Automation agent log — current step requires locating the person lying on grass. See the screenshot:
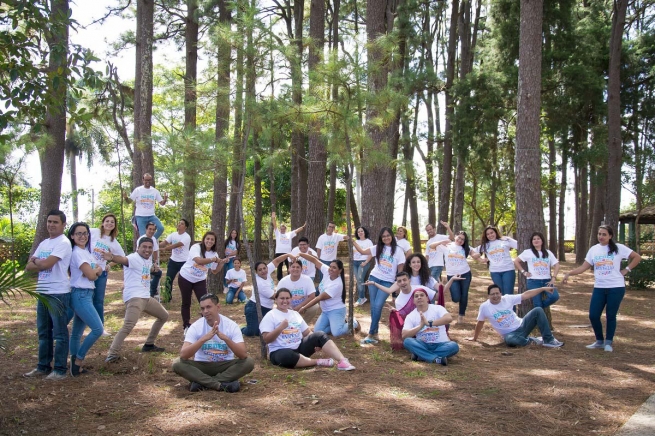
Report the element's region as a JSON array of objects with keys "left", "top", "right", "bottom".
[
  {"left": 260, "top": 288, "right": 355, "bottom": 371},
  {"left": 466, "top": 284, "right": 564, "bottom": 348}
]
